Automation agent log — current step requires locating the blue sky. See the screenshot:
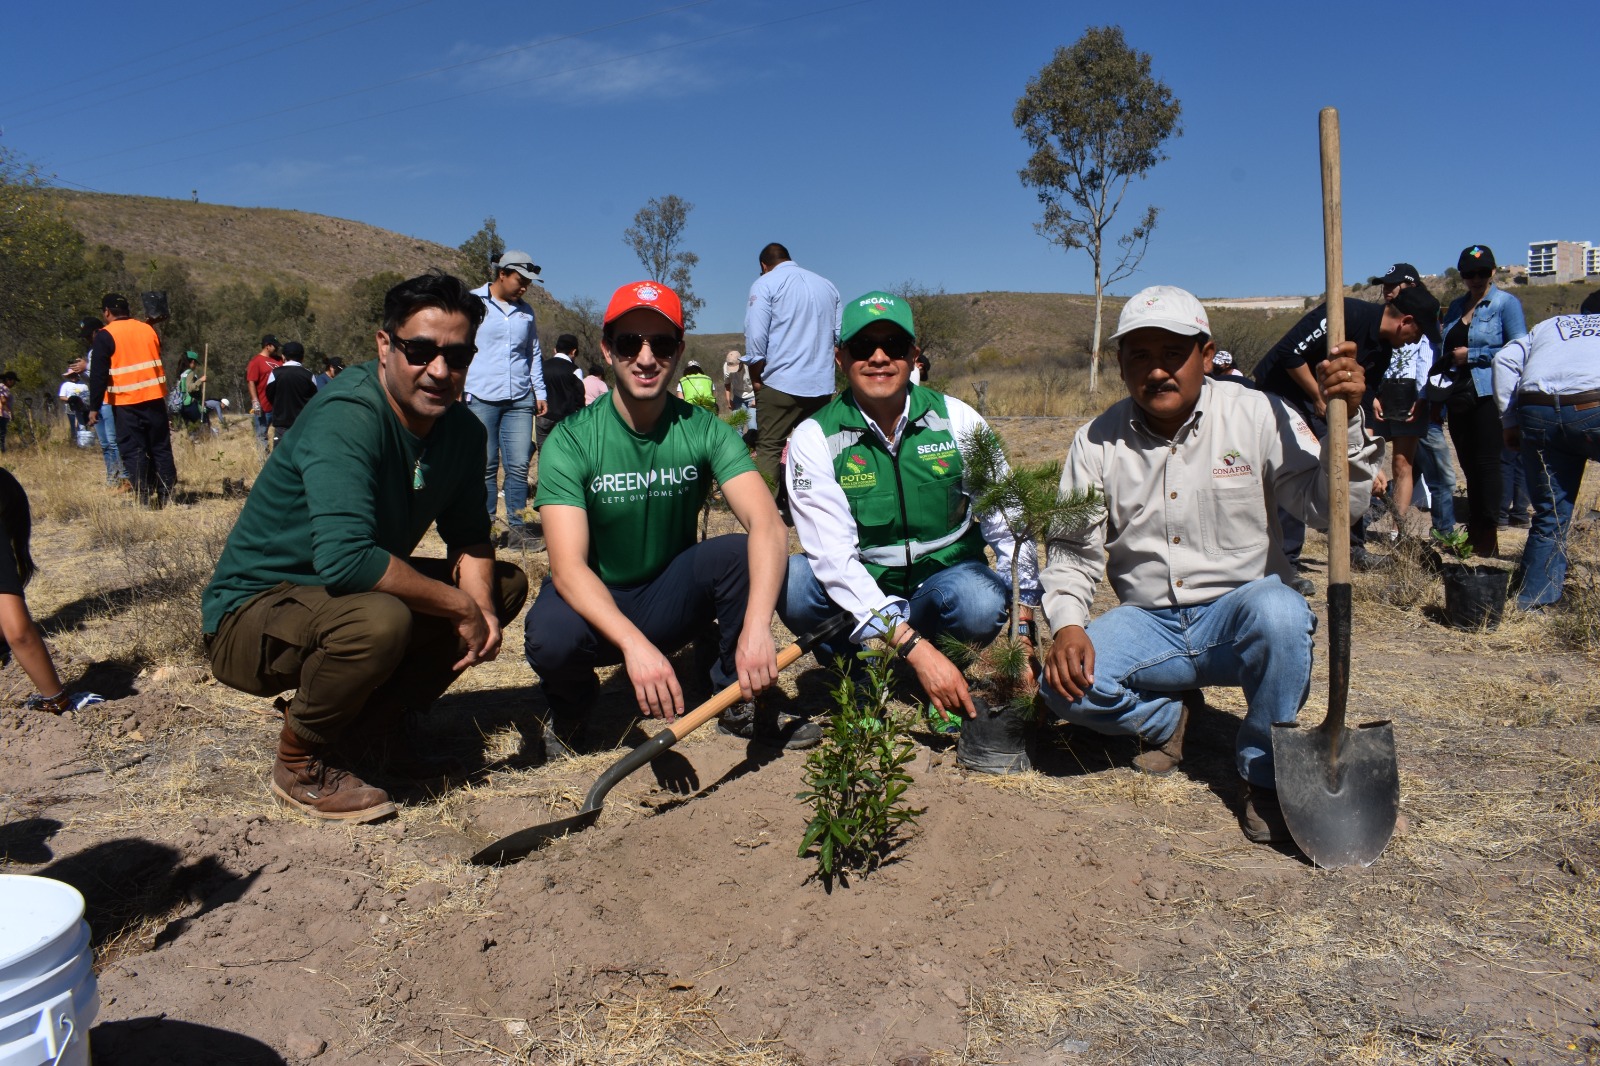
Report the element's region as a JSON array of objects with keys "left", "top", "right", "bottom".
[{"left": 3, "top": 0, "right": 1596, "bottom": 333}]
